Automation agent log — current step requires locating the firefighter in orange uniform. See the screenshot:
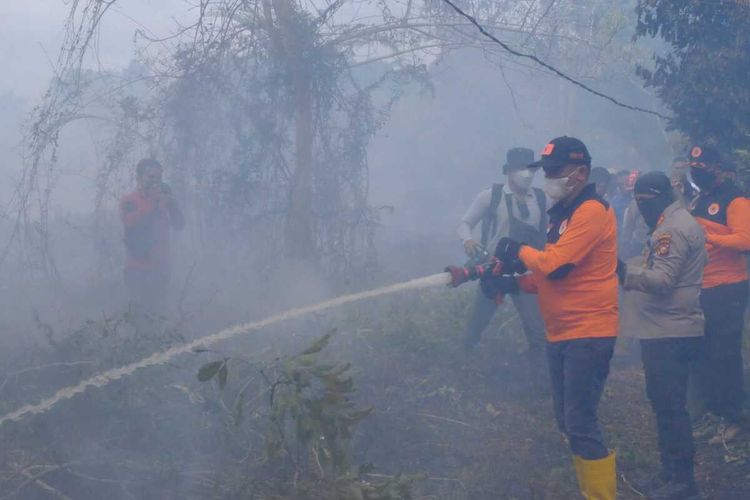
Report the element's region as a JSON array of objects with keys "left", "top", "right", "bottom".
[
  {"left": 689, "top": 145, "right": 750, "bottom": 444},
  {"left": 482, "top": 136, "right": 618, "bottom": 499}
]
